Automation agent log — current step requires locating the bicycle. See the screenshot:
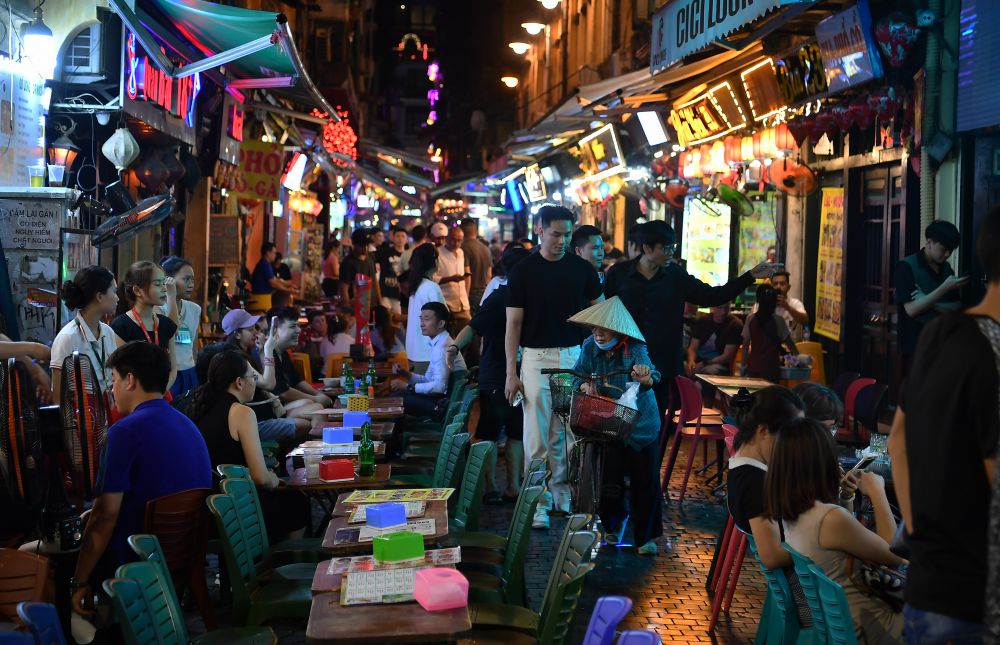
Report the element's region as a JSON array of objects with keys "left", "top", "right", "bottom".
[{"left": 542, "top": 367, "right": 639, "bottom": 518}]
